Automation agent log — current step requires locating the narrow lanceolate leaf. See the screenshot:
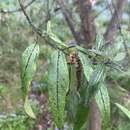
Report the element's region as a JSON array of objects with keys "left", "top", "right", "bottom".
[
  {"left": 89, "top": 64, "right": 105, "bottom": 86},
  {"left": 113, "top": 52, "right": 126, "bottom": 61},
  {"left": 74, "top": 56, "right": 105, "bottom": 130},
  {"left": 78, "top": 51, "right": 93, "bottom": 81},
  {"left": 74, "top": 104, "right": 89, "bottom": 130},
  {"left": 73, "top": 76, "right": 90, "bottom": 130},
  {"left": 47, "top": 21, "right": 51, "bottom": 34},
  {"left": 74, "top": 52, "right": 96, "bottom": 130},
  {"left": 115, "top": 103, "right": 130, "bottom": 119},
  {"left": 86, "top": 64, "right": 105, "bottom": 104},
  {"left": 66, "top": 90, "right": 80, "bottom": 124},
  {"left": 95, "top": 34, "right": 104, "bottom": 50},
  {"left": 48, "top": 51, "right": 69, "bottom": 129},
  {"left": 66, "top": 64, "right": 78, "bottom": 123},
  {"left": 96, "top": 83, "right": 110, "bottom": 129},
  {"left": 73, "top": 65, "right": 105, "bottom": 130},
  {"left": 21, "top": 44, "right": 39, "bottom": 119},
  {"left": 47, "top": 21, "right": 67, "bottom": 49}
]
